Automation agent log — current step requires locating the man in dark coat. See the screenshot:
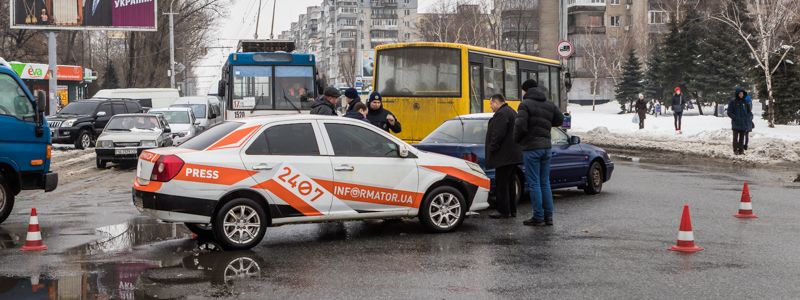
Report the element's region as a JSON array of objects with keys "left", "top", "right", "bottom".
[
  {"left": 366, "top": 92, "right": 401, "bottom": 133},
  {"left": 514, "top": 79, "right": 564, "bottom": 227},
  {"left": 486, "top": 94, "right": 523, "bottom": 219},
  {"left": 343, "top": 102, "right": 369, "bottom": 123},
  {"left": 83, "top": 0, "right": 112, "bottom": 26},
  {"left": 727, "top": 88, "right": 753, "bottom": 155},
  {"left": 343, "top": 87, "right": 363, "bottom": 113},
  {"left": 310, "top": 86, "right": 340, "bottom": 116},
  {"left": 635, "top": 93, "right": 647, "bottom": 130},
  {"left": 671, "top": 87, "right": 687, "bottom": 134}
]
